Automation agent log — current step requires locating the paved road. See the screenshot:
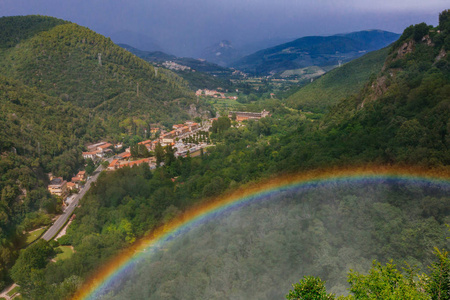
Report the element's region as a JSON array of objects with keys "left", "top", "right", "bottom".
[{"left": 41, "top": 160, "right": 111, "bottom": 241}]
